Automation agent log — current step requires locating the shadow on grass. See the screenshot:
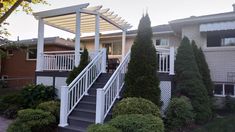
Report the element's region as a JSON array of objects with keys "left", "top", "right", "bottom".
[{"left": 193, "top": 114, "right": 235, "bottom": 132}]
